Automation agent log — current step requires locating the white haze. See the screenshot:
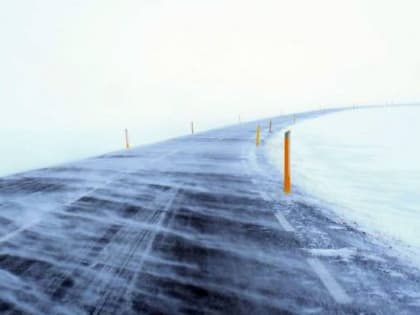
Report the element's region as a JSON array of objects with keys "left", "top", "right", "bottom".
[{"left": 2, "top": 0, "right": 420, "bottom": 175}]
